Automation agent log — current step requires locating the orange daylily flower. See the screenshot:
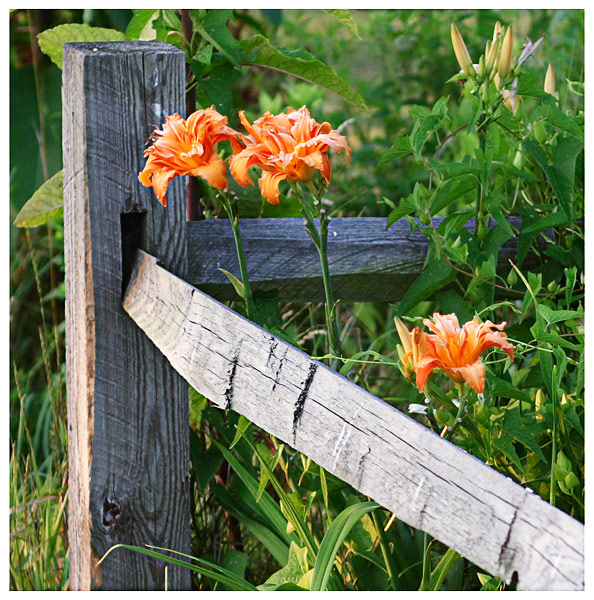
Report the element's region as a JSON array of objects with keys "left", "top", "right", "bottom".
[
  {"left": 394, "top": 317, "right": 432, "bottom": 381},
  {"left": 414, "top": 313, "right": 515, "bottom": 394},
  {"left": 229, "top": 106, "right": 351, "bottom": 205},
  {"left": 138, "top": 108, "right": 242, "bottom": 206}
]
